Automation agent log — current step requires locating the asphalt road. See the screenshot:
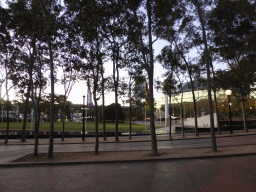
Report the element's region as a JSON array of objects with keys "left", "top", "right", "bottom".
[{"left": 0, "top": 155, "right": 255, "bottom": 191}]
